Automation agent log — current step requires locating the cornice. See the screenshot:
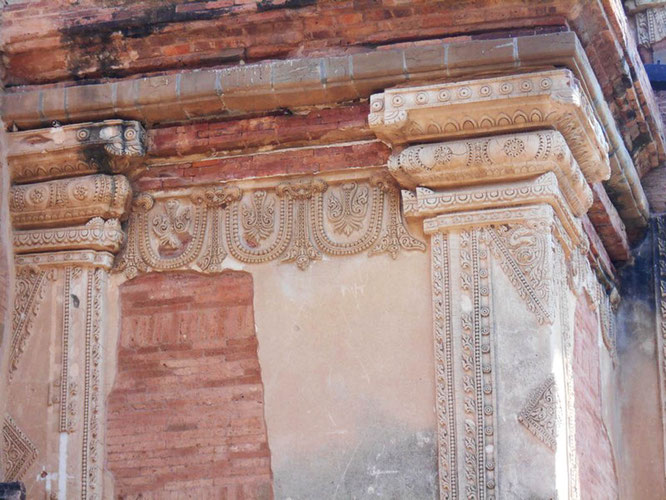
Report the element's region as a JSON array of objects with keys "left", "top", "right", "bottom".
[
  {"left": 10, "top": 174, "right": 132, "bottom": 229},
  {"left": 13, "top": 218, "right": 124, "bottom": 255},
  {"left": 369, "top": 69, "right": 609, "bottom": 185},
  {"left": 6, "top": 120, "right": 146, "bottom": 184},
  {"left": 388, "top": 130, "right": 592, "bottom": 217}
]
